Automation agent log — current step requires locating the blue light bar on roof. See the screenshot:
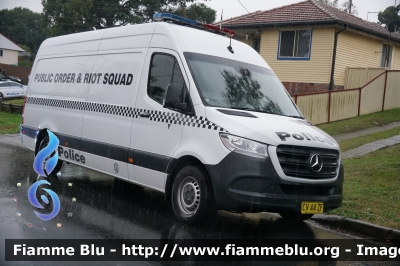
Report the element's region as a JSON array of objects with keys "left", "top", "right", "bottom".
[
  {"left": 153, "top": 13, "right": 199, "bottom": 27},
  {"left": 153, "top": 13, "right": 235, "bottom": 37}
]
